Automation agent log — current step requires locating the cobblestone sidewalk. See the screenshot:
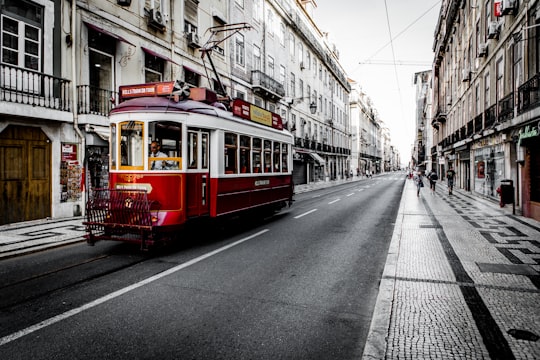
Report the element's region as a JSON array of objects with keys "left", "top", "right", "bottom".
[{"left": 363, "top": 179, "right": 540, "bottom": 359}]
